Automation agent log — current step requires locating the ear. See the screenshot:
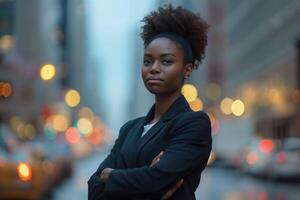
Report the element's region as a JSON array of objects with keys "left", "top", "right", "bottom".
[{"left": 183, "top": 63, "right": 193, "bottom": 78}]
